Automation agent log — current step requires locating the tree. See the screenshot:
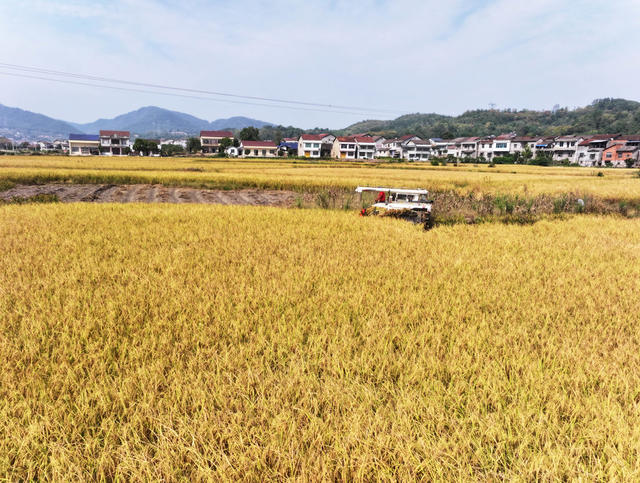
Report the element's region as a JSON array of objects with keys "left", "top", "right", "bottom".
[
  {"left": 239, "top": 126, "right": 260, "bottom": 141},
  {"left": 187, "top": 137, "right": 201, "bottom": 154},
  {"left": 219, "top": 137, "right": 233, "bottom": 153},
  {"left": 161, "top": 144, "right": 185, "bottom": 157},
  {"left": 133, "top": 139, "right": 159, "bottom": 156},
  {"left": 133, "top": 138, "right": 148, "bottom": 155},
  {"left": 522, "top": 144, "right": 533, "bottom": 163}
]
